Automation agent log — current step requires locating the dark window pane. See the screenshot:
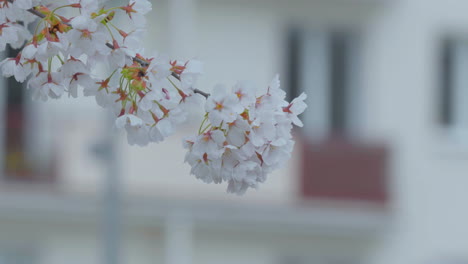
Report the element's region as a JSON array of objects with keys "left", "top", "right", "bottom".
[
  {"left": 4, "top": 46, "right": 26, "bottom": 180},
  {"left": 286, "top": 27, "right": 302, "bottom": 102},
  {"left": 329, "top": 32, "right": 349, "bottom": 134},
  {"left": 440, "top": 38, "right": 454, "bottom": 126},
  {"left": 3, "top": 47, "right": 55, "bottom": 183}
]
